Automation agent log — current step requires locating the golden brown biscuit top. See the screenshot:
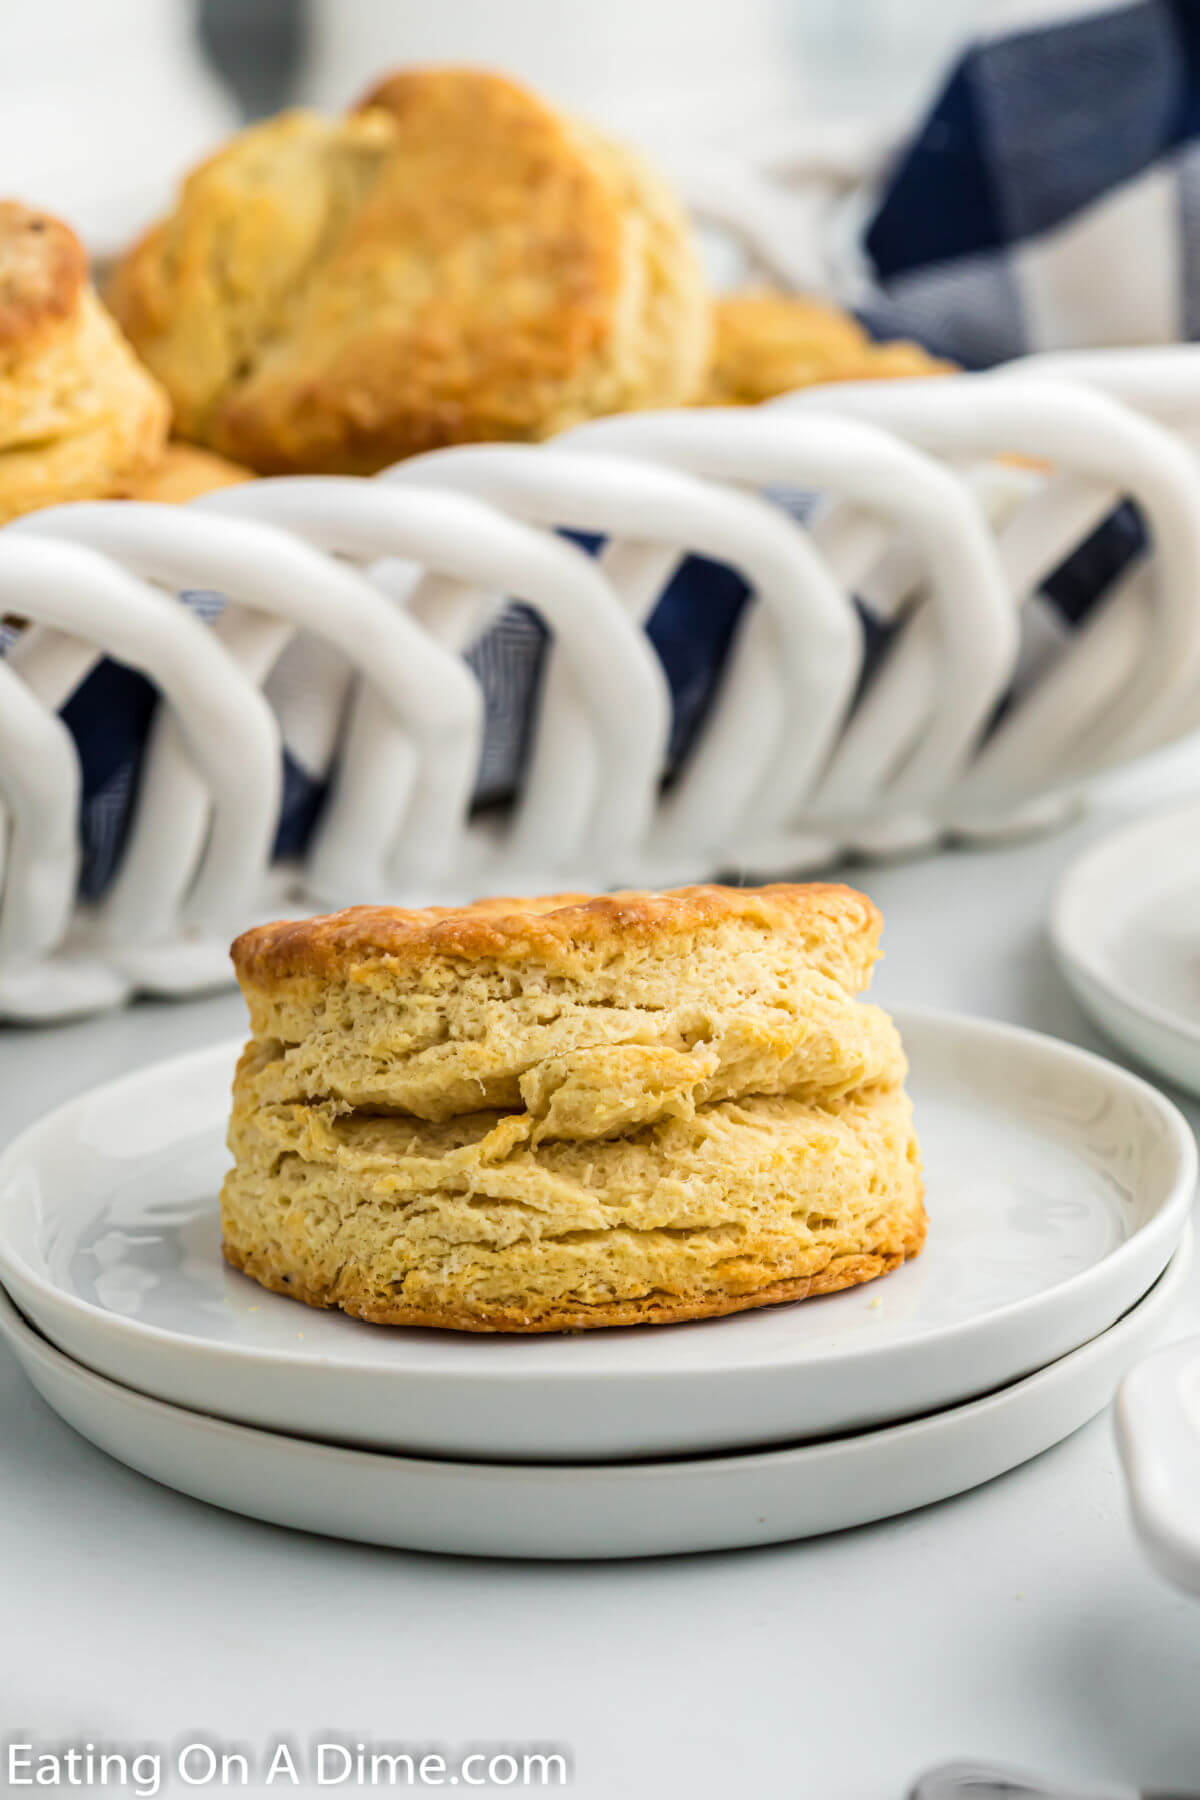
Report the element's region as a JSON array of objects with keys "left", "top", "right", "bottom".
[
  {"left": 348, "top": 63, "right": 626, "bottom": 321},
  {"left": 0, "top": 201, "right": 87, "bottom": 352},
  {"left": 350, "top": 65, "right": 627, "bottom": 375},
  {"left": 107, "top": 68, "right": 705, "bottom": 472},
  {"left": 231, "top": 883, "right": 881, "bottom": 986}
]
